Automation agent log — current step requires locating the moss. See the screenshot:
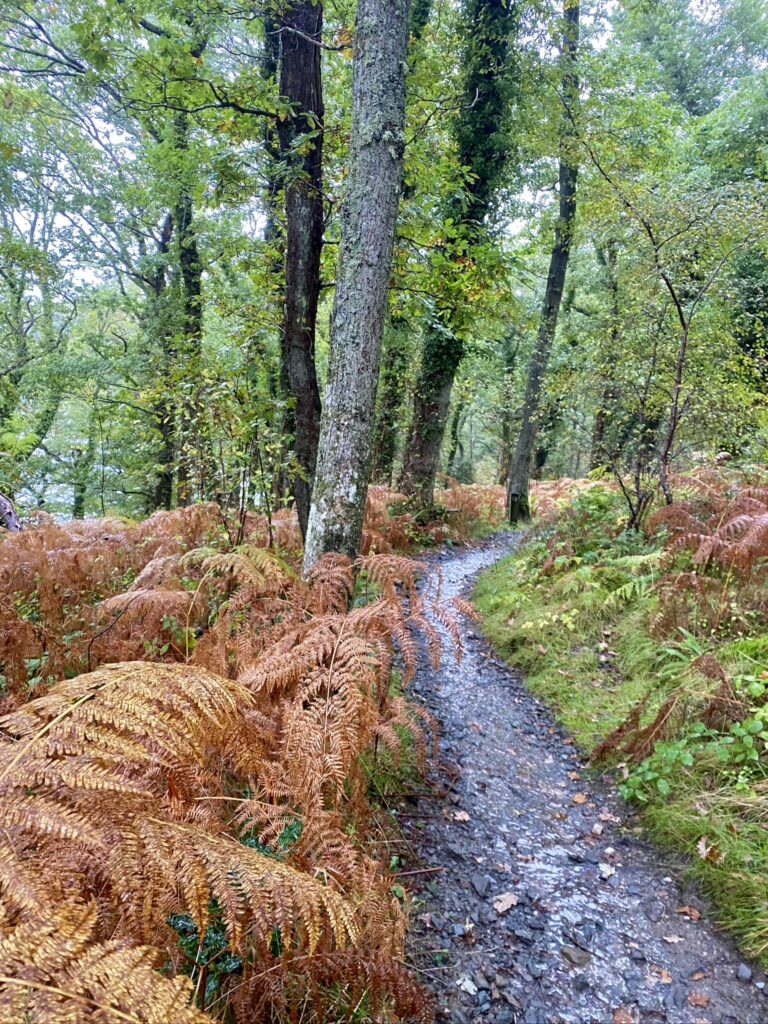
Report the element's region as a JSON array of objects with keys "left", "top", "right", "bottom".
[{"left": 473, "top": 546, "right": 670, "bottom": 749}]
